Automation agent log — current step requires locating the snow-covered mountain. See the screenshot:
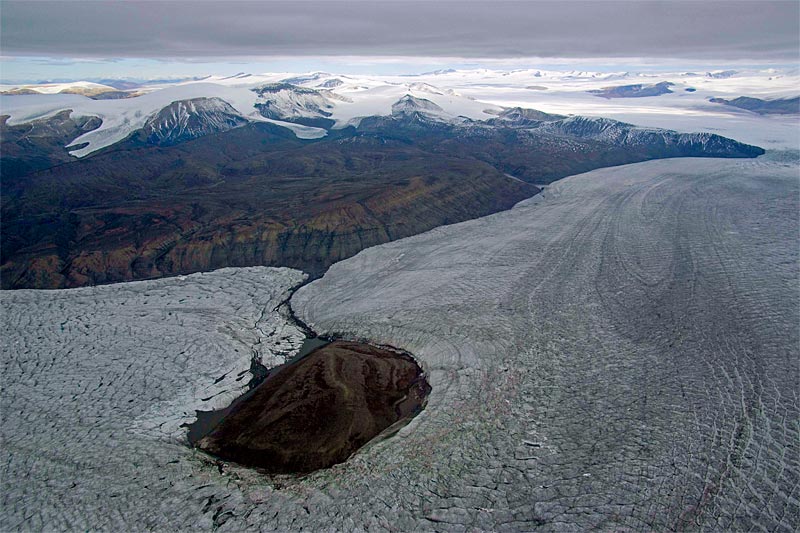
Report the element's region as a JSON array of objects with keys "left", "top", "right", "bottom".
[
  {"left": 0, "top": 68, "right": 771, "bottom": 295},
  {"left": 142, "top": 97, "right": 250, "bottom": 145},
  {"left": 391, "top": 94, "right": 445, "bottom": 117},
  {"left": 251, "top": 83, "right": 335, "bottom": 121},
  {"left": 1, "top": 66, "right": 797, "bottom": 157},
  {"left": 532, "top": 115, "right": 762, "bottom": 155}
]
